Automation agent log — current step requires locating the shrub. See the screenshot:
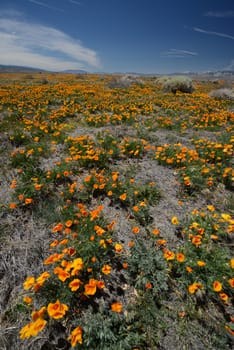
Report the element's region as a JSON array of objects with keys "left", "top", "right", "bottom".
[
  {"left": 209, "top": 88, "right": 234, "bottom": 101},
  {"left": 162, "top": 76, "right": 194, "bottom": 94},
  {"left": 108, "top": 75, "right": 144, "bottom": 88}
]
